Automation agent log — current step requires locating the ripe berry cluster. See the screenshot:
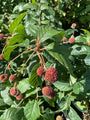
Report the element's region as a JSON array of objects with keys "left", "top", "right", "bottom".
[
  {"left": 0, "top": 74, "right": 17, "bottom": 83},
  {"left": 0, "top": 74, "right": 22, "bottom": 100},
  {"left": 10, "top": 87, "right": 22, "bottom": 100},
  {"left": 37, "top": 67, "right": 58, "bottom": 99}
]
